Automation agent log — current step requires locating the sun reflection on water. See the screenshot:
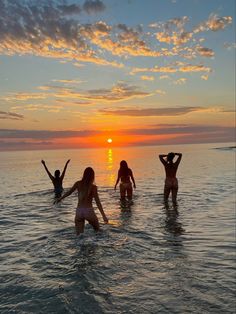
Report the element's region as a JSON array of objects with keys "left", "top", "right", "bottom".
[{"left": 107, "top": 148, "right": 115, "bottom": 186}]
